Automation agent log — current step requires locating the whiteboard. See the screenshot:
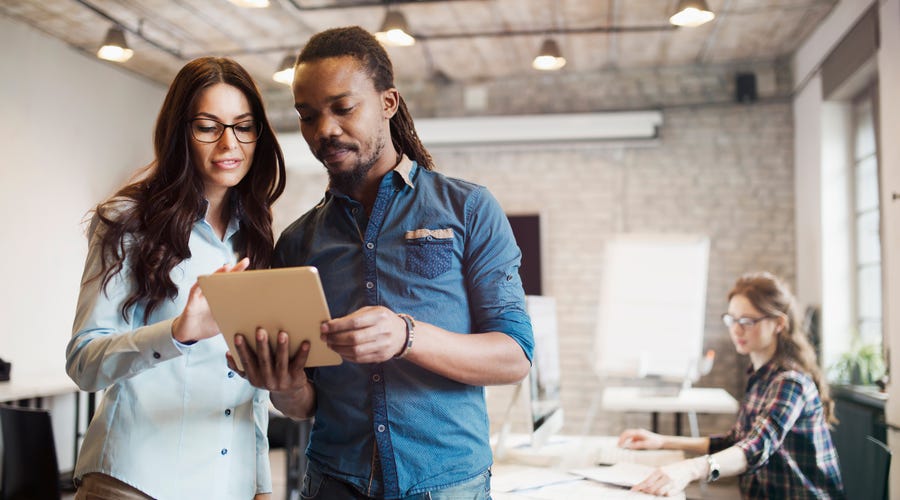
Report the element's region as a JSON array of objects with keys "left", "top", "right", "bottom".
[{"left": 593, "top": 234, "right": 710, "bottom": 381}]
